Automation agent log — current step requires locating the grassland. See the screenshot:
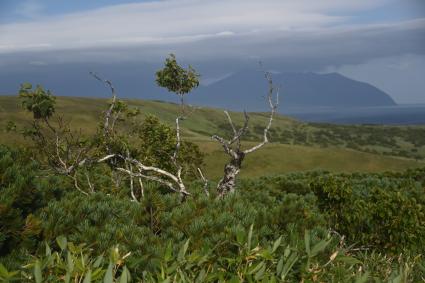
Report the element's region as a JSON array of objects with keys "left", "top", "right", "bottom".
[{"left": 1, "top": 95, "right": 424, "bottom": 179}]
